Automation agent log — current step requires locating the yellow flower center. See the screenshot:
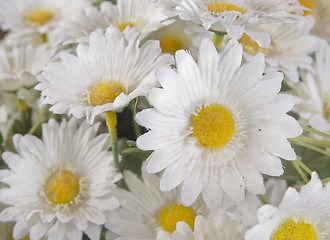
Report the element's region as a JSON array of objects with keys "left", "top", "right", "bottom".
[
  {"left": 207, "top": 2, "right": 245, "bottom": 15},
  {"left": 159, "top": 36, "right": 185, "bottom": 55},
  {"left": 117, "top": 22, "right": 135, "bottom": 32},
  {"left": 158, "top": 204, "right": 196, "bottom": 233},
  {"left": 271, "top": 219, "right": 317, "bottom": 240},
  {"left": 238, "top": 33, "right": 267, "bottom": 56},
  {"left": 25, "top": 10, "right": 54, "bottom": 26},
  {"left": 298, "top": 0, "right": 314, "bottom": 15},
  {"left": 45, "top": 170, "right": 80, "bottom": 205},
  {"left": 89, "top": 81, "right": 126, "bottom": 106},
  {"left": 192, "top": 104, "right": 235, "bottom": 148}
]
